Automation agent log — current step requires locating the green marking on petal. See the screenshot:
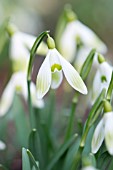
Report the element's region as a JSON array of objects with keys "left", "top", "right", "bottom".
[
  {"left": 101, "top": 75, "right": 107, "bottom": 82},
  {"left": 51, "top": 64, "right": 62, "bottom": 72},
  {"left": 15, "top": 85, "right": 22, "bottom": 92}
]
